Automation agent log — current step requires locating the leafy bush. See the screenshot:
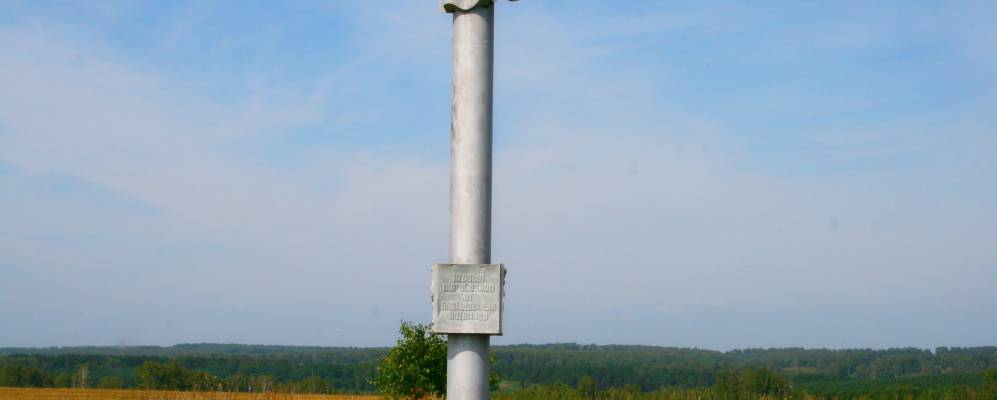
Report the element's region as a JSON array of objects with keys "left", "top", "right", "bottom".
[{"left": 371, "top": 322, "right": 447, "bottom": 399}]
